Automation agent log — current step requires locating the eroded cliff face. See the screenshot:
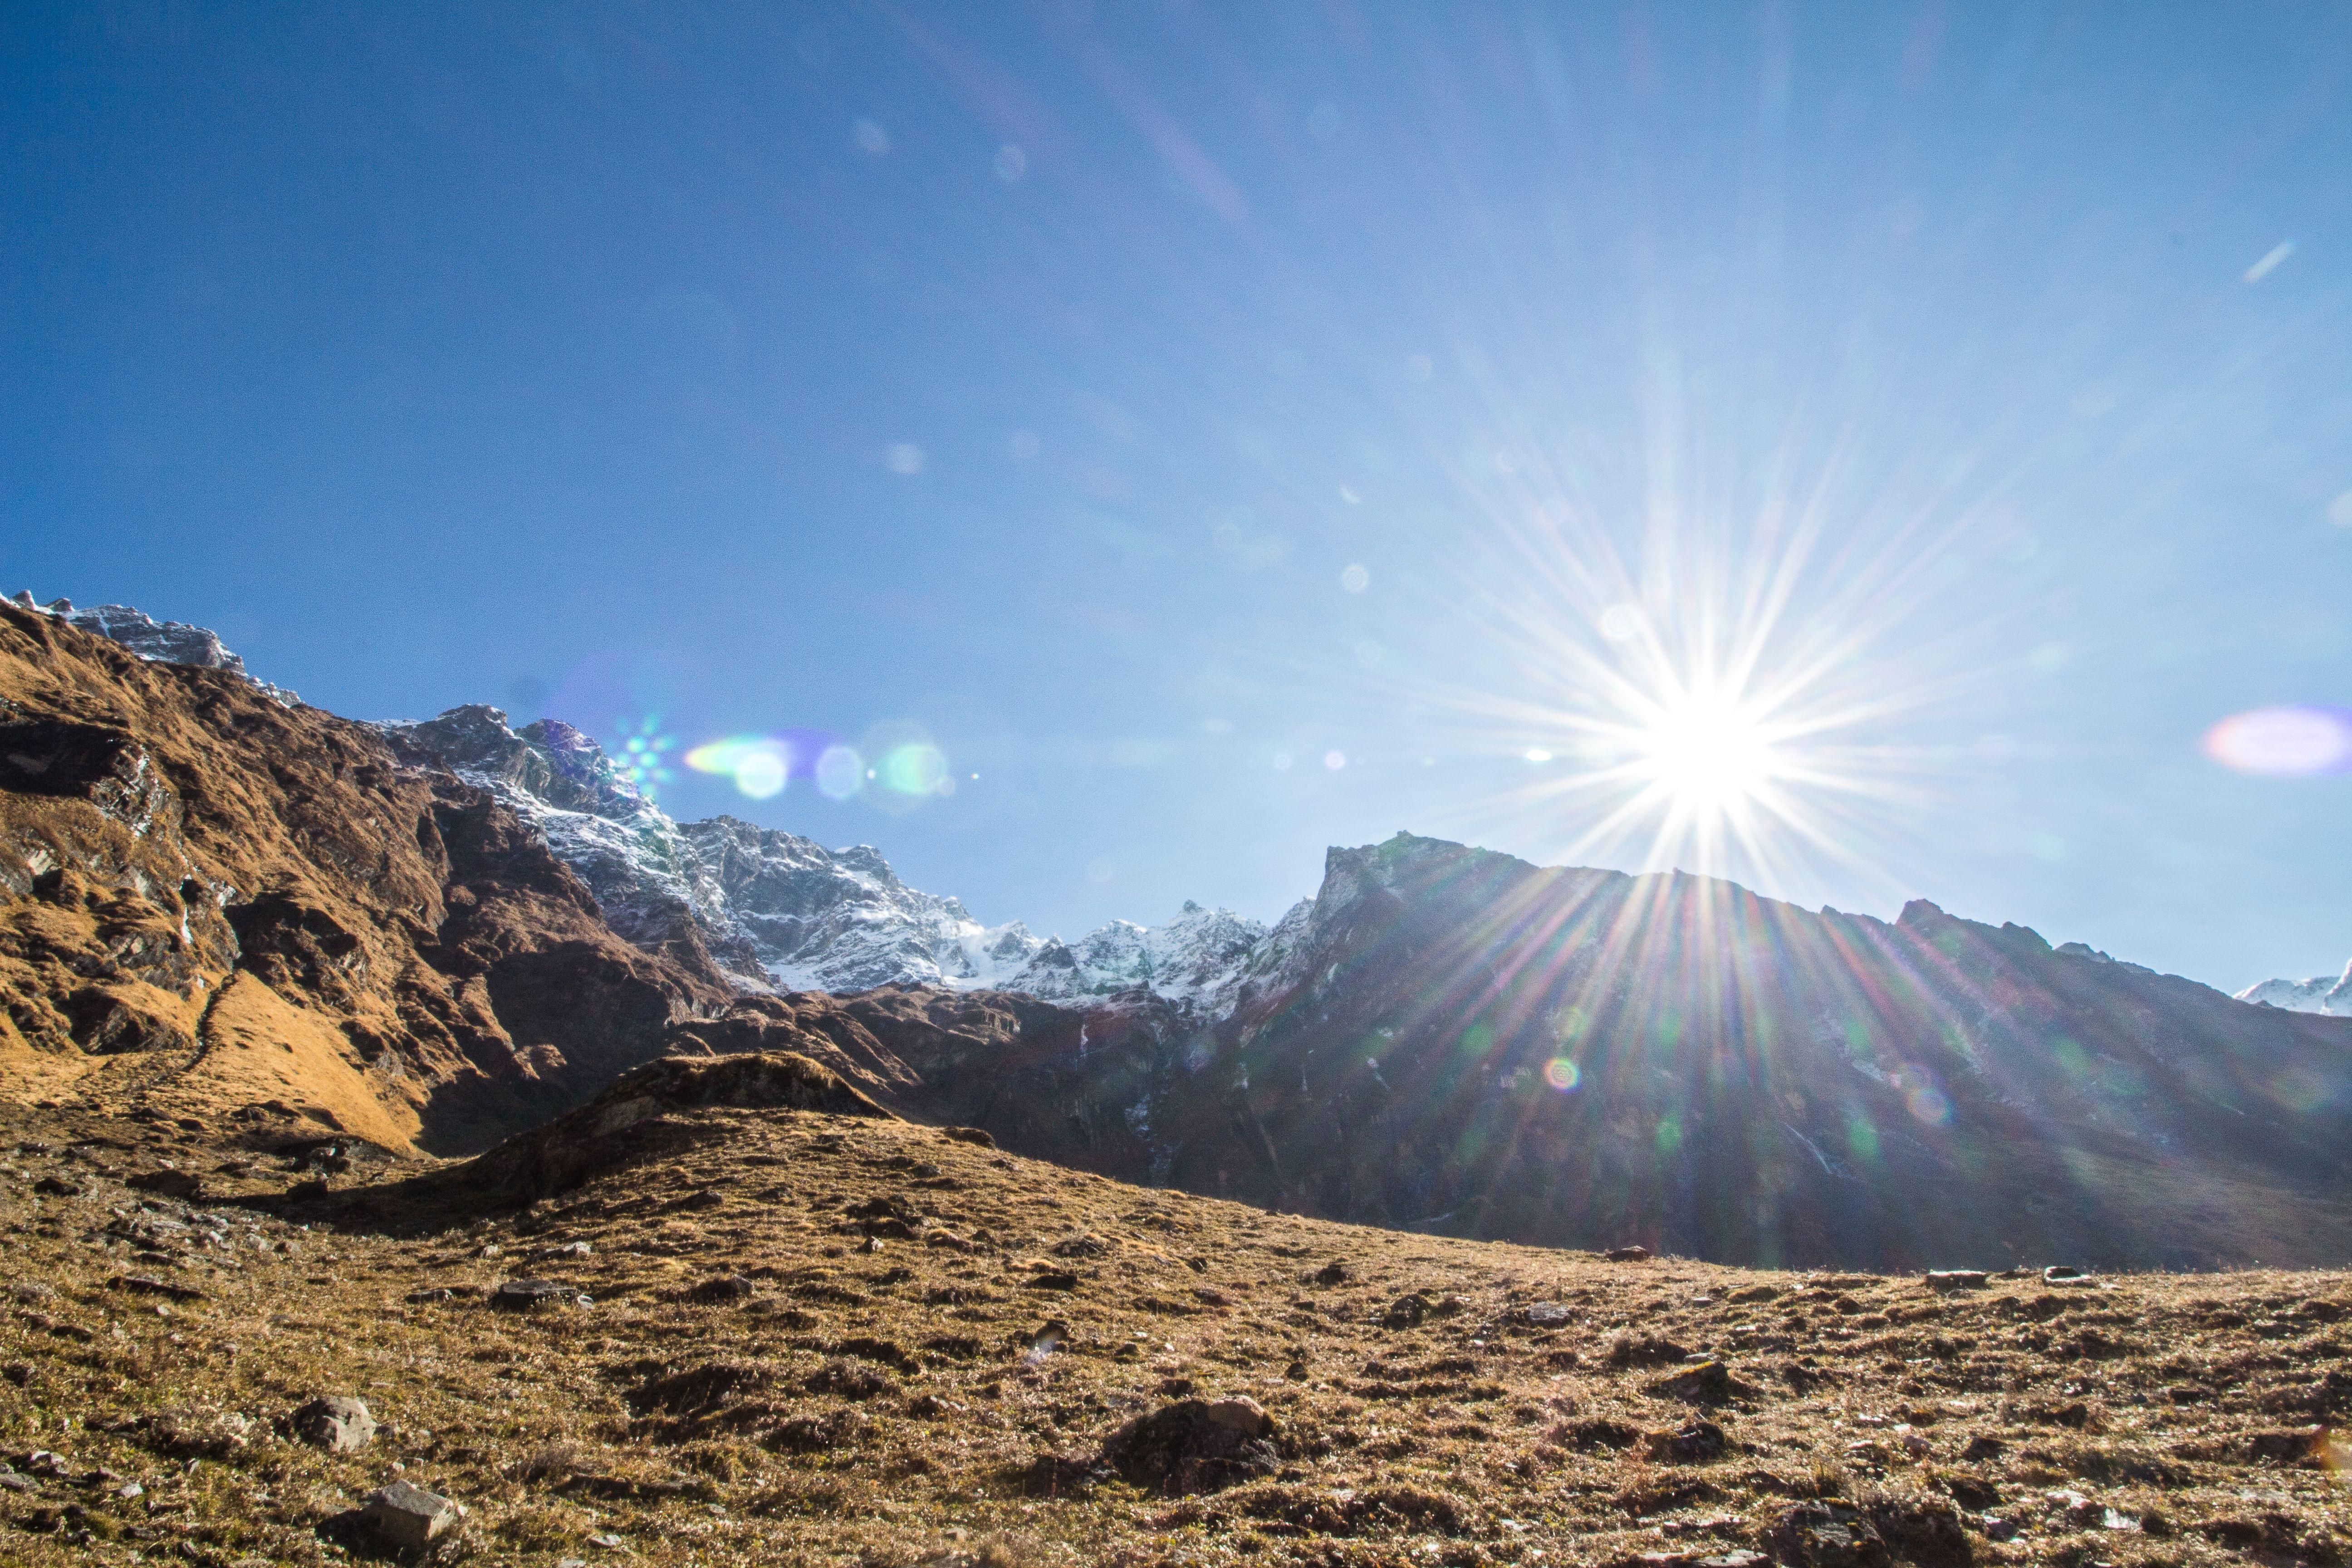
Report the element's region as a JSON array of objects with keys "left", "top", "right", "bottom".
[{"left": 0, "top": 605, "right": 735, "bottom": 1154}]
